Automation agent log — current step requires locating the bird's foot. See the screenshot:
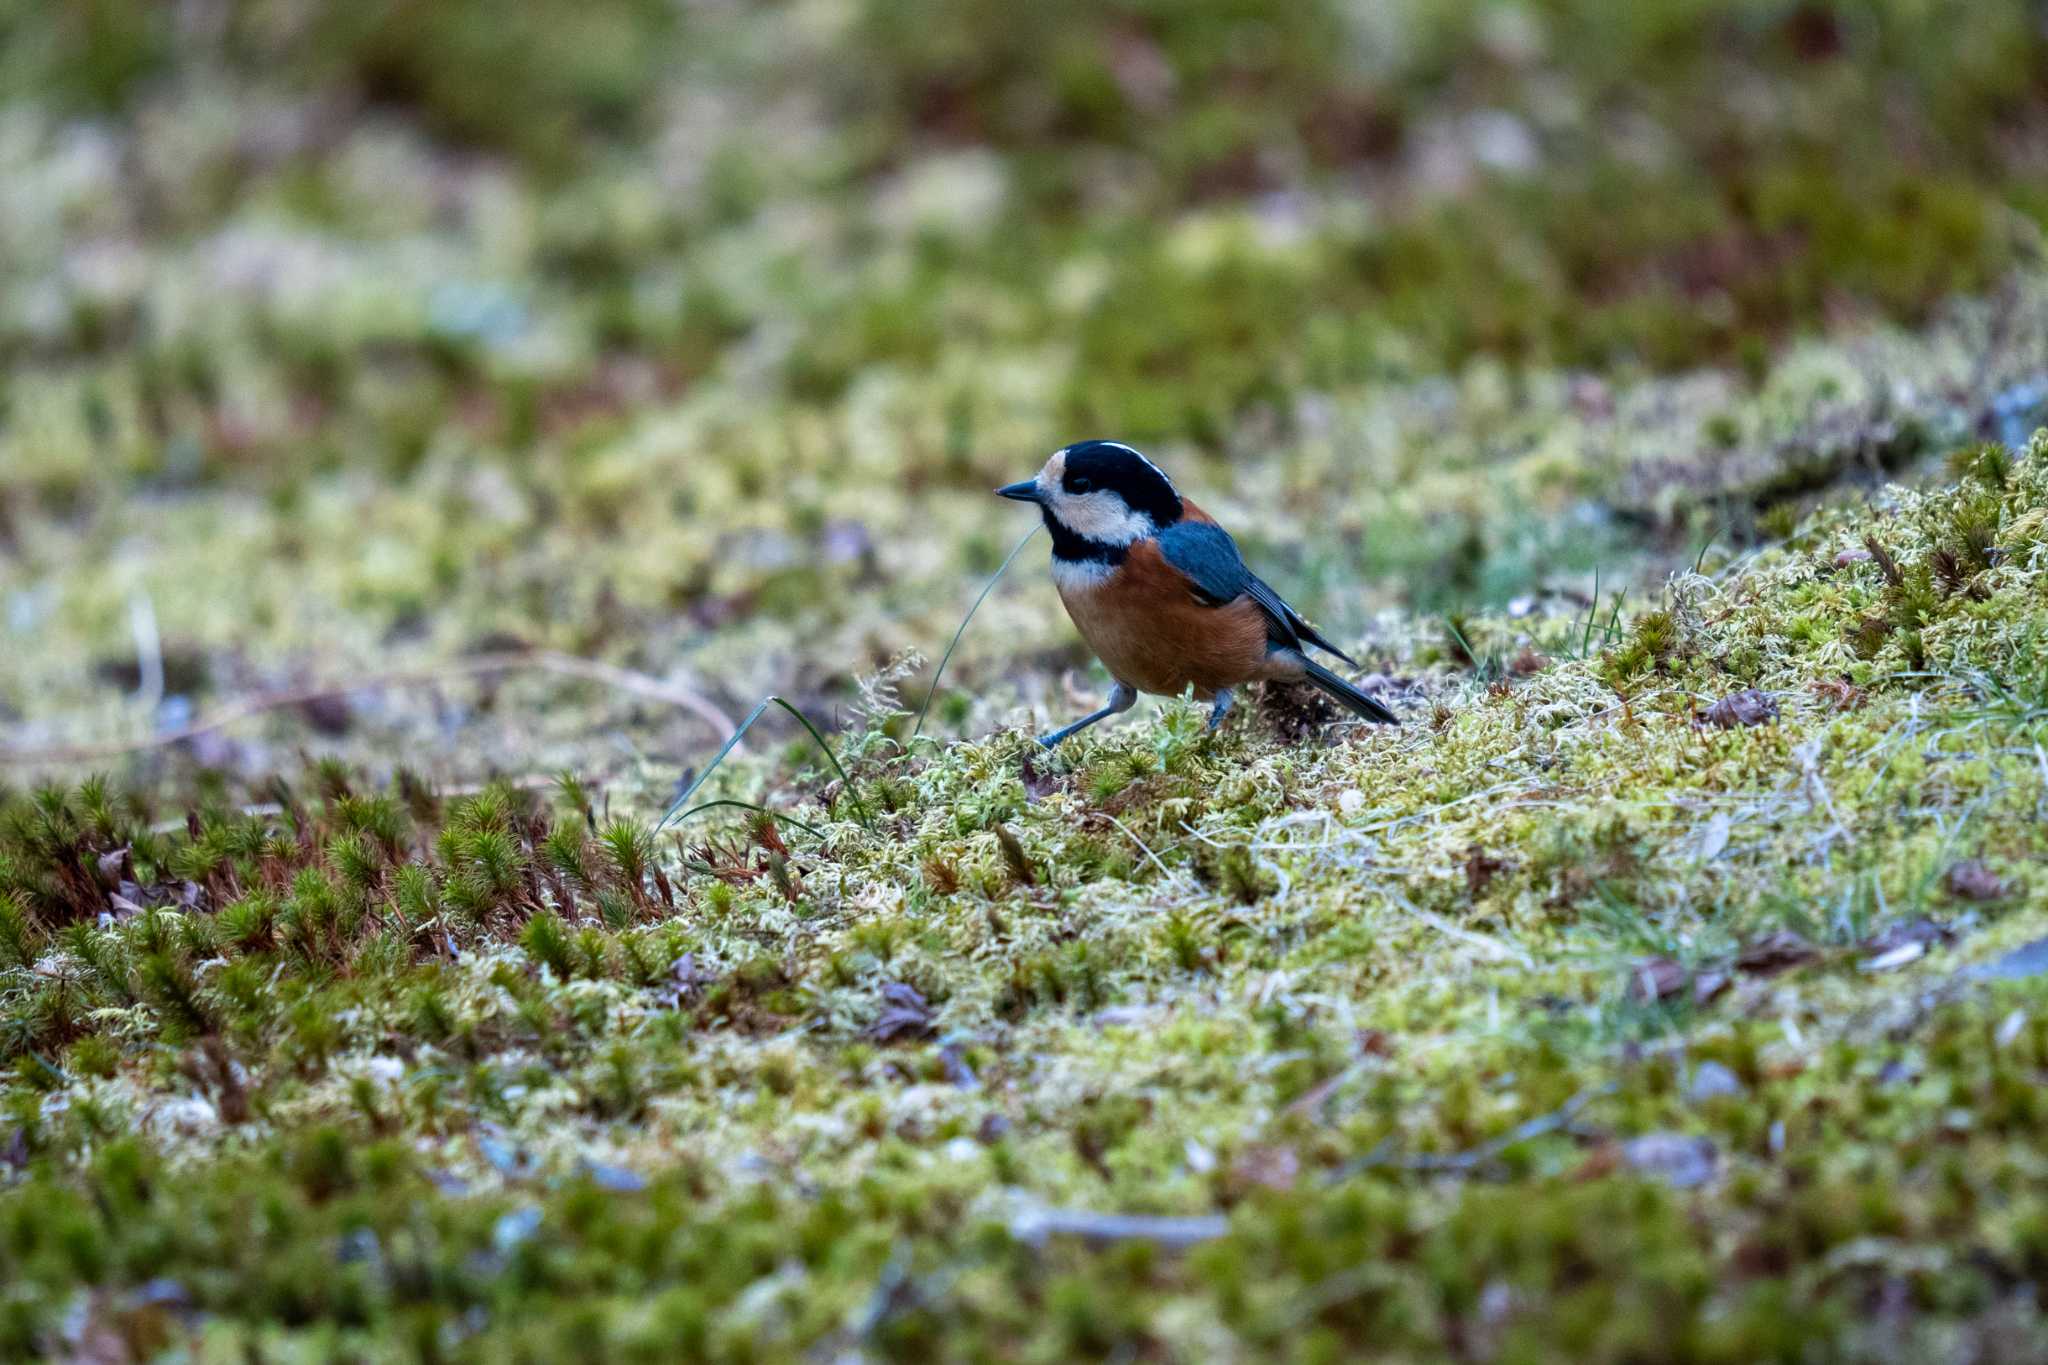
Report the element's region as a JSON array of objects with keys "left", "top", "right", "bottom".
[{"left": 1205, "top": 688, "right": 1235, "bottom": 732}]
